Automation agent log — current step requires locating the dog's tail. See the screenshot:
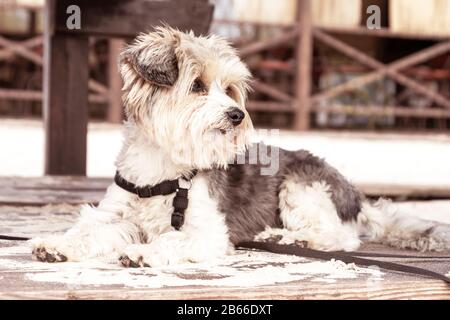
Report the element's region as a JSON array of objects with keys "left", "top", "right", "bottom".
[{"left": 356, "top": 199, "right": 450, "bottom": 251}]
